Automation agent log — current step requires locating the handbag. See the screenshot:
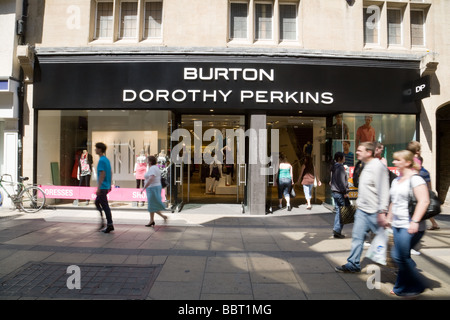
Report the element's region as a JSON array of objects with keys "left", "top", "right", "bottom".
[
  {"left": 160, "top": 176, "right": 168, "bottom": 188},
  {"left": 408, "top": 175, "right": 441, "bottom": 221},
  {"left": 290, "top": 185, "right": 296, "bottom": 198},
  {"left": 339, "top": 197, "right": 356, "bottom": 225}
]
